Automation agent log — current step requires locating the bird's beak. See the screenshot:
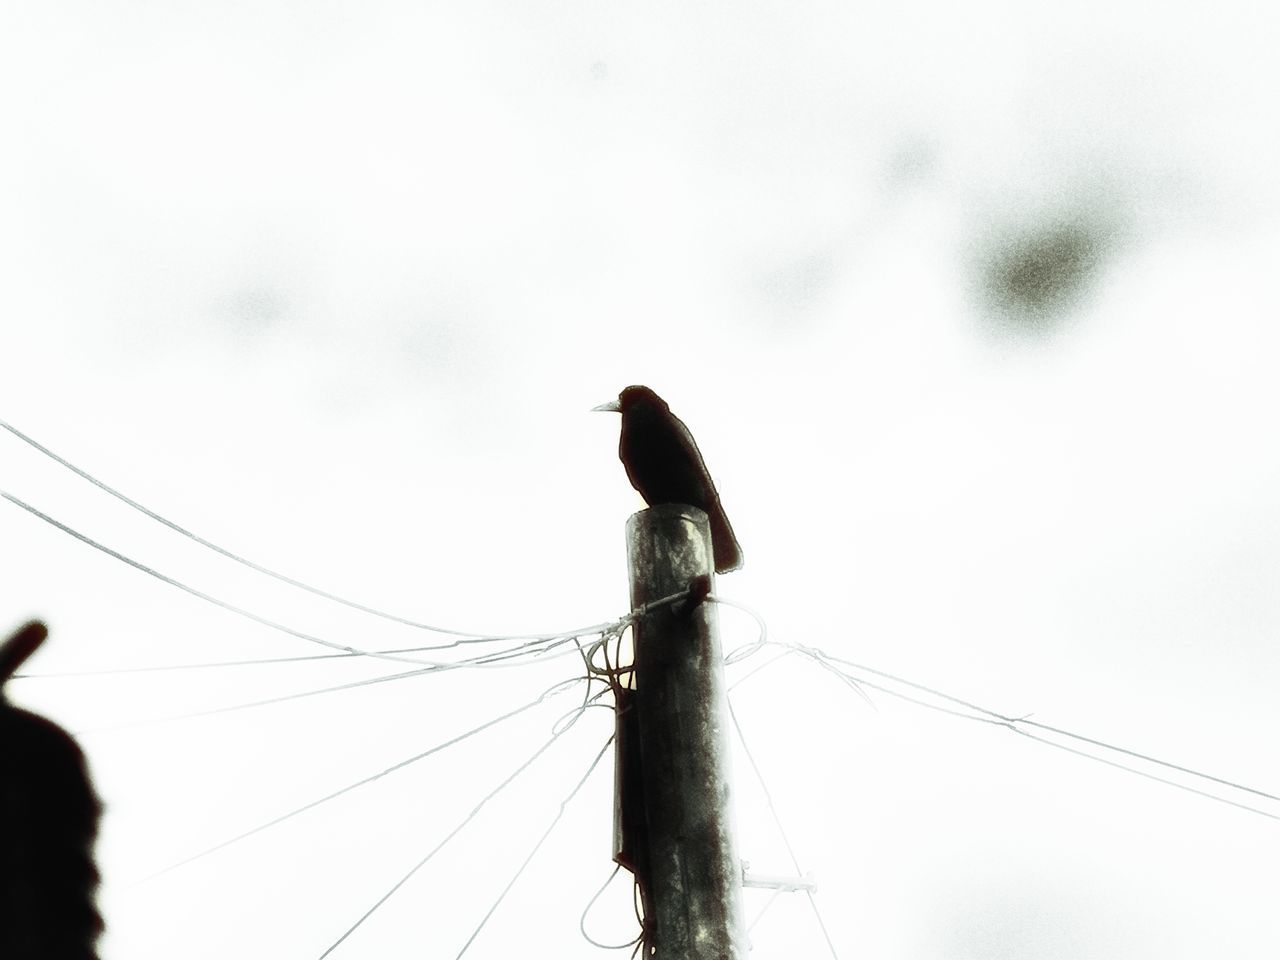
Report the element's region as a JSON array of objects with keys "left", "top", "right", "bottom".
[{"left": 591, "top": 400, "right": 621, "bottom": 413}]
